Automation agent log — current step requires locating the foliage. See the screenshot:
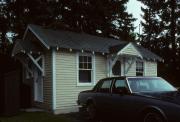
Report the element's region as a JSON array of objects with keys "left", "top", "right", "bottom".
[
  {"left": 0, "top": 0, "right": 54, "bottom": 54},
  {"left": 139, "top": 0, "right": 180, "bottom": 82},
  {"left": 0, "top": 0, "right": 136, "bottom": 55},
  {"left": 0, "top": 2, "right": 9, "bottom": 54},
  {"left": 46, "top": 0, "right": 136, "bottom": 41}
]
